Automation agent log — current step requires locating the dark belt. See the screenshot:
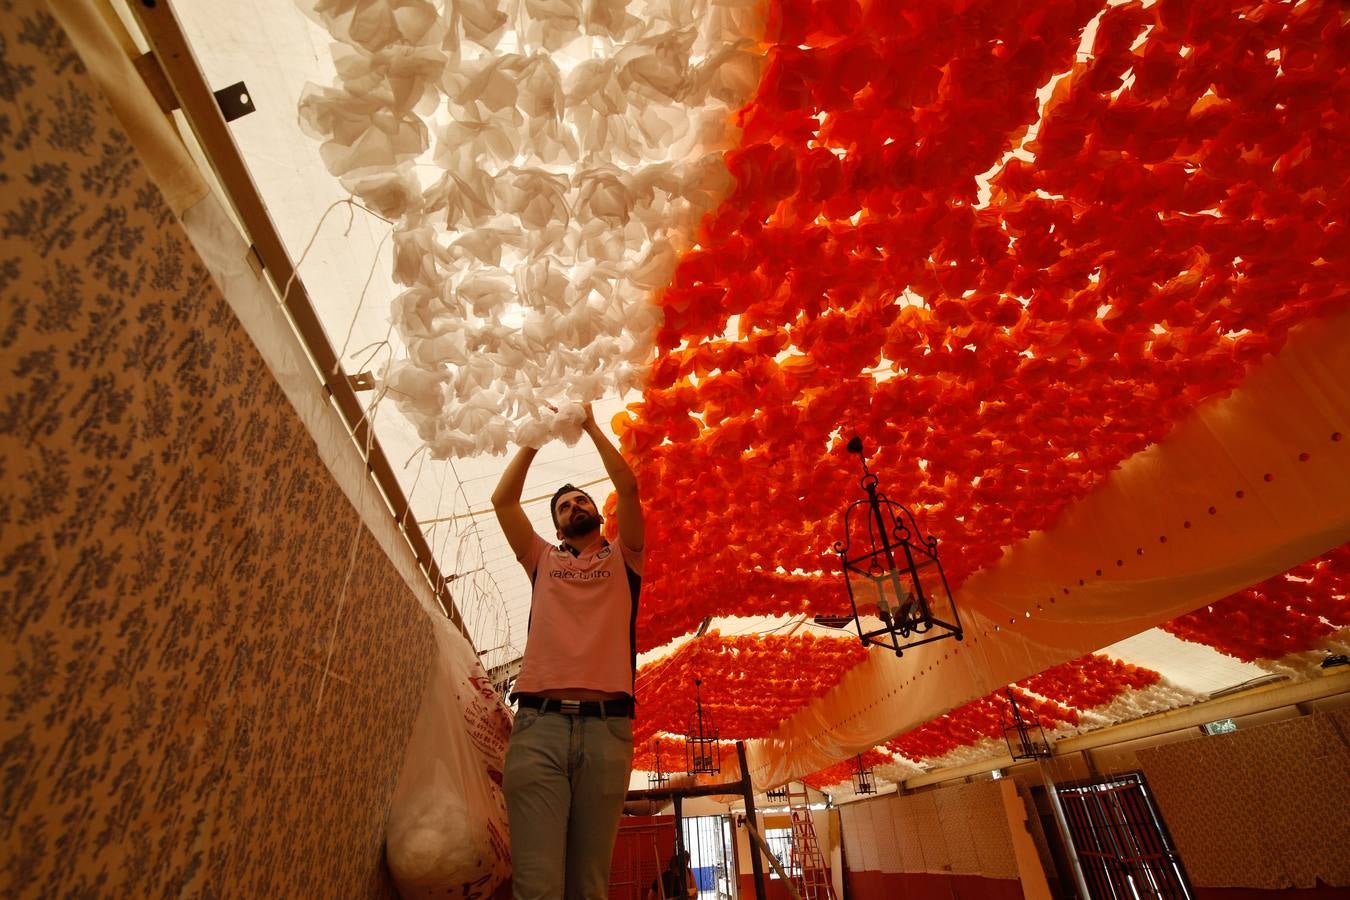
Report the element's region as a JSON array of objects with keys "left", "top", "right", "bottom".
[{"left": 515, "top": 694, "right": 634, "bottom": 719}]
